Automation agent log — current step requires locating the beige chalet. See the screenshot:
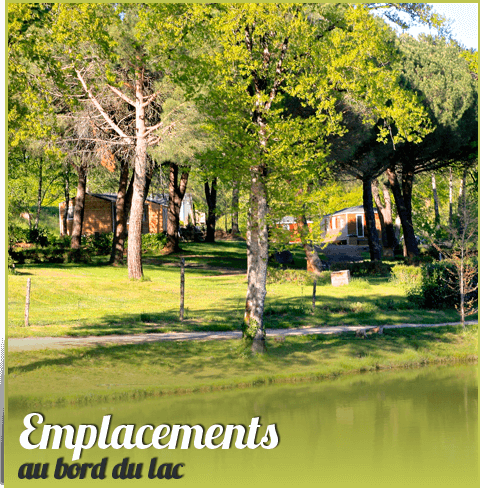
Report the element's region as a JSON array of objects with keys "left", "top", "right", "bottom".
[
  {"left": 59, "top": 193, "right": 167, "bottom": 236},
  {"left": 321, "top": 206, "right": 382, "bottom": 245}
]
